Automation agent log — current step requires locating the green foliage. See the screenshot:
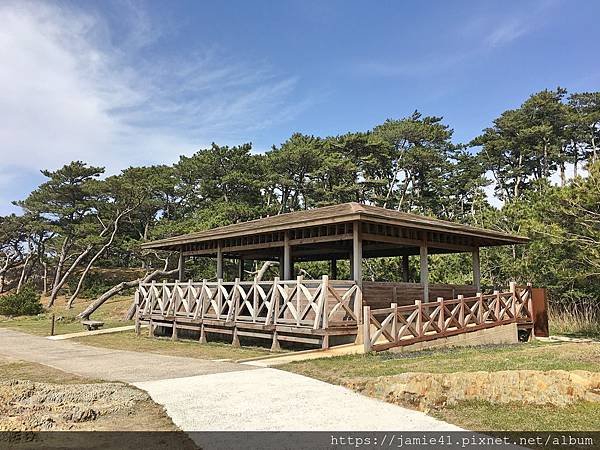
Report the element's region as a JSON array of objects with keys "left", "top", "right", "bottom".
[
  {"left": 1, "top": 87, "right": 599, "bottom": 324},
  {"left": 0, "top": 284, "right": 43, "bottom": 316}
]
